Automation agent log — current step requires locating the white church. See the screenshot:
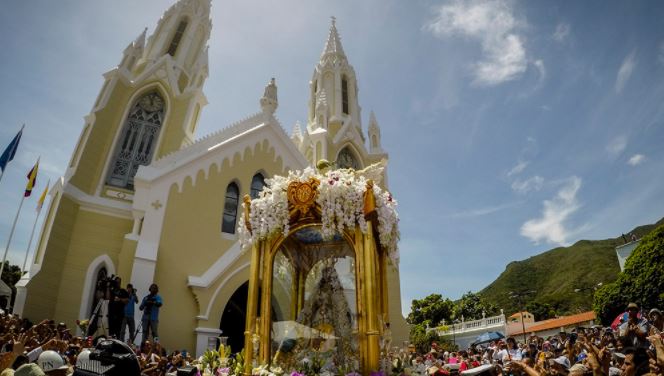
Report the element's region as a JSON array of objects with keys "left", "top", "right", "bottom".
[{"left": 15, "top": 0, "right": 409, "bottom": 355}]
